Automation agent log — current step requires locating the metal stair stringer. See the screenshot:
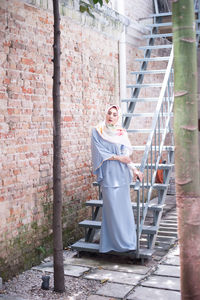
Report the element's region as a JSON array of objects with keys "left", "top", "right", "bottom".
[{"left": 123, "top": 26, "right": 161, "bottom": 129}]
